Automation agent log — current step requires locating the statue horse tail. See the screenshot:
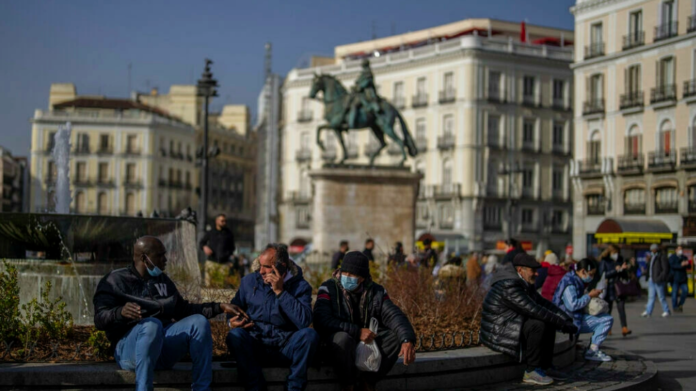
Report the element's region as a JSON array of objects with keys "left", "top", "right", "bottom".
[{"left": 395, "top": 111, "right": 418, "bottom": 158}]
